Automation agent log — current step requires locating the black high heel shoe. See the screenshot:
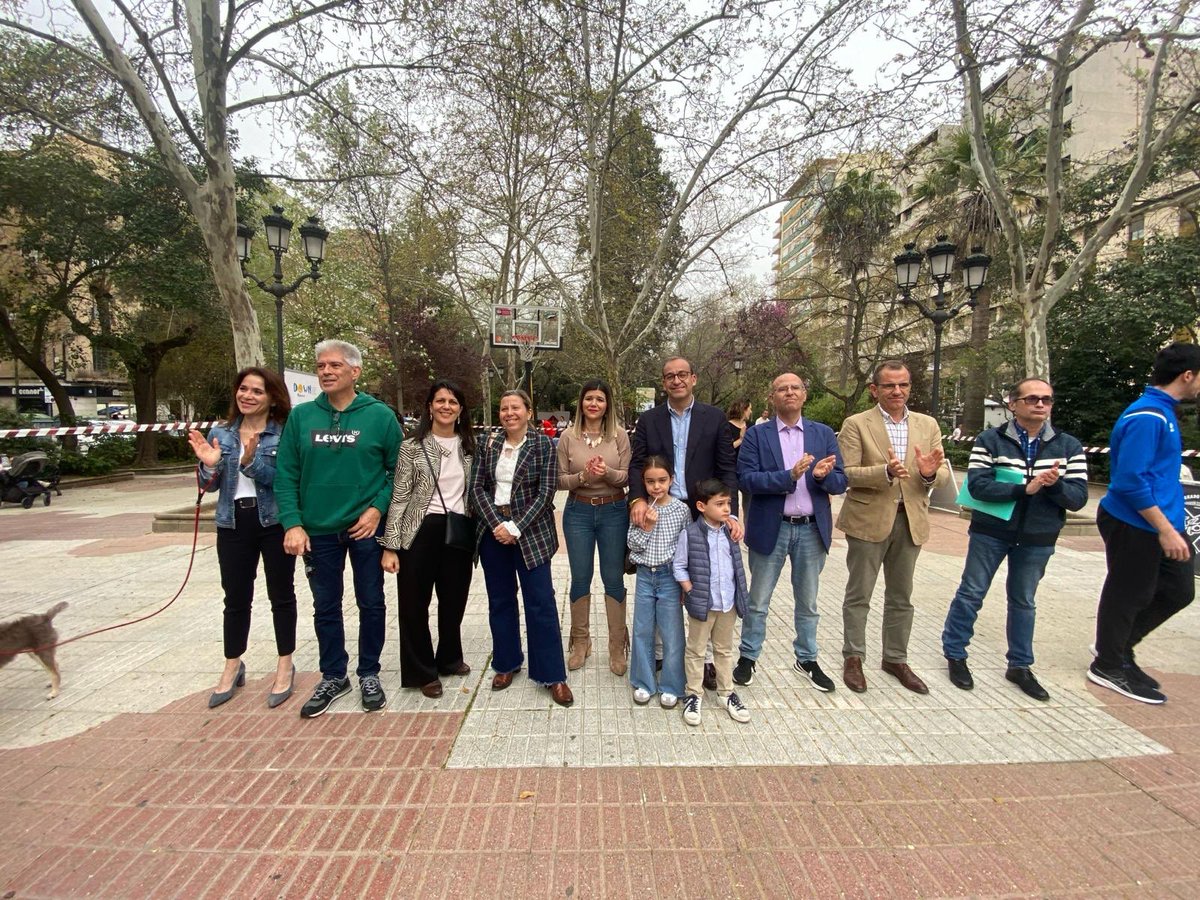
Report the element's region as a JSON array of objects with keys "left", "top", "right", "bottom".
[
  {"left": 208, "top": 661, "right": 246, "bottom": 708},
  {"left": 267, "top": 666, "right": 296, "bottom": 708}
]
